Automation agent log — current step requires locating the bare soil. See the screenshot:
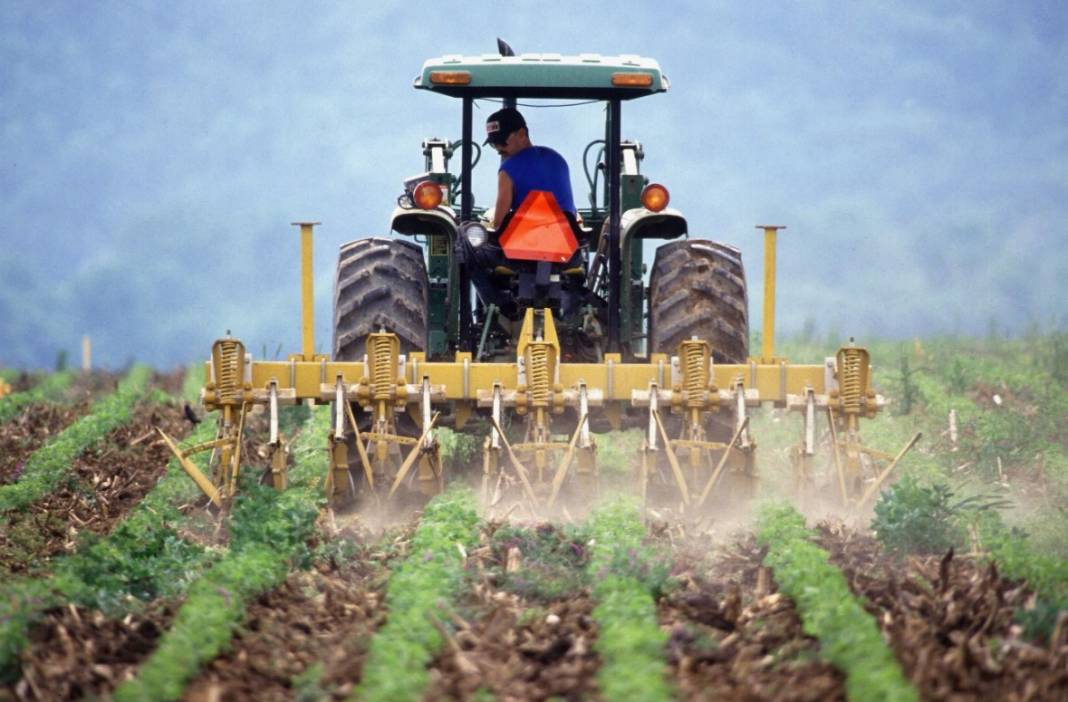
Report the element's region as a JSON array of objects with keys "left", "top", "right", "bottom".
[
  {"left": 424, "top": 551, "right": 600, "bottom": 702},
  {"left": 152, "top": 368, "right": 187, "bottom": 397},
  {"left": 3, "top": 601, "right": 176, "bottom": 701},
  {"left": 0, "top": 403, "right": 90, "bottom": 485},
  {"left": 0, "top": 401, "right": 191, "bottom": 577},
  {"left": 661, "top": 535, "right": 845, "bottom": 702},
  {"left": 181, "top": 553, "right": 385, "bottom": 702},
  {"left": 817, "top": 522, "right": 1068, "bottom": 702}
]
